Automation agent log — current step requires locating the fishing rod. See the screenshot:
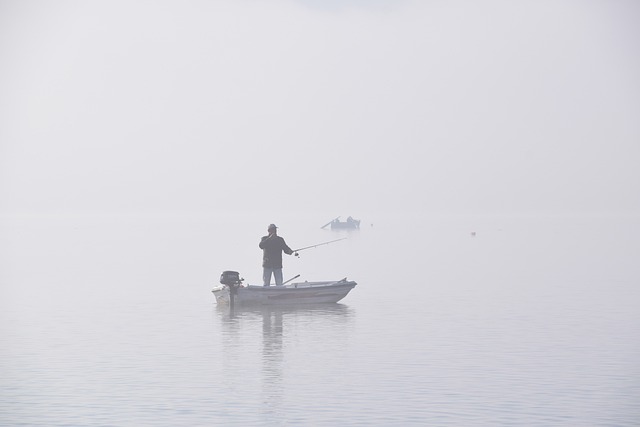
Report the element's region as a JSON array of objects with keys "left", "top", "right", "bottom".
[{"left": 293, "top": 237, "right": 347, "bottom": 256}]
